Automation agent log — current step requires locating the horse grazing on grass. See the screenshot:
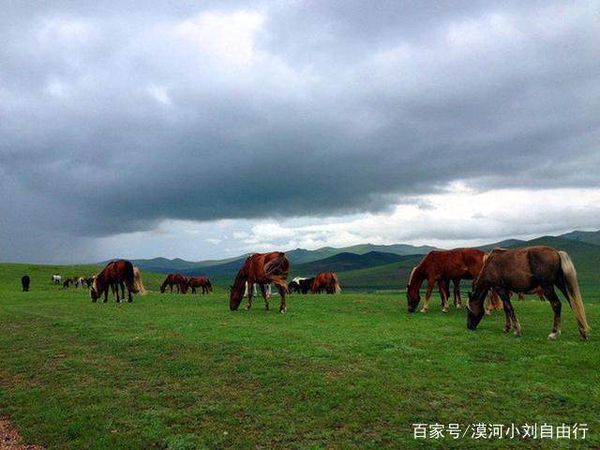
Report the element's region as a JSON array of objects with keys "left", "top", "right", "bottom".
[
  {"left": 189, "top": 276, "right": 212, "bottom": 294},
  {"left": 230, "top": 252, "right": 290, "bottom": 313},
  {"left": 160, "top": 273, "right": 189, "bottom": 294},
  {"left": 407, "top": 248, "right": 494, "bottom": 313},
  {"left": 312, "top": 272, "right": 341, "bottom": 294},
  {"left": 467, "top": 246, "right": 589, "bottom": 340},
  {"left": 21, "top": 275, "right": 30, "bottom": 292},
  {"left": 51, "top": 274, "right": 62, "bottom": 284},
  {"left": 90, "top": 259, "right": 138, "bottom": 303}
]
